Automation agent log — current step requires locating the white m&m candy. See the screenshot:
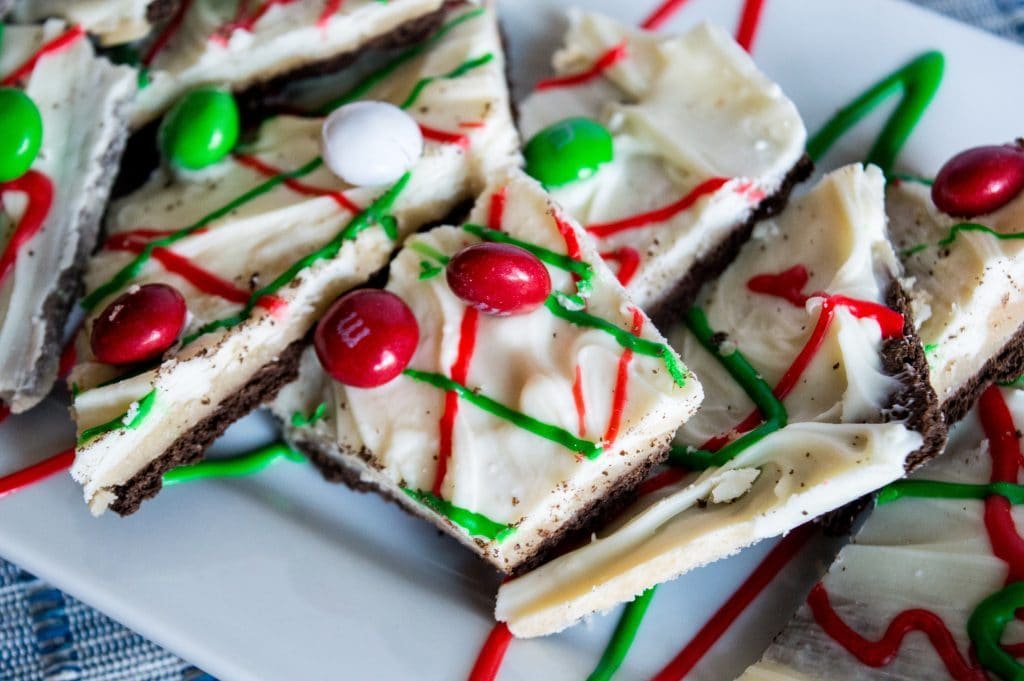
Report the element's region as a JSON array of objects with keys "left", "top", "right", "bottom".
[{"left": 321, "top": 101, "right": 423, "bottom": 187}]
